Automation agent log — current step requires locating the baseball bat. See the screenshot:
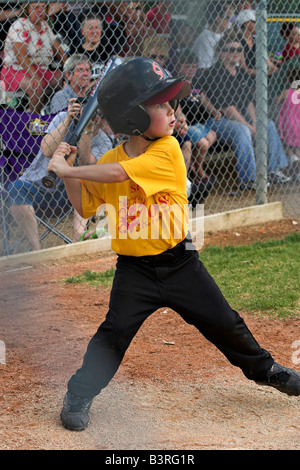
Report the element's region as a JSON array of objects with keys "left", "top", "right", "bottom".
[{"left": 42, "top": 56, "right": 123, "bottom": 189}]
